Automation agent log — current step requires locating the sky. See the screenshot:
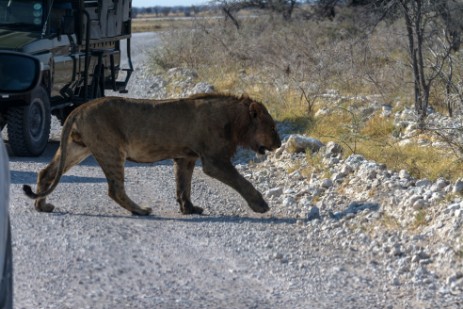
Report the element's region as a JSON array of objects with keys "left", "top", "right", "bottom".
[{"left": 132, "top": 0, "right": 209, "bottom": 7}]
